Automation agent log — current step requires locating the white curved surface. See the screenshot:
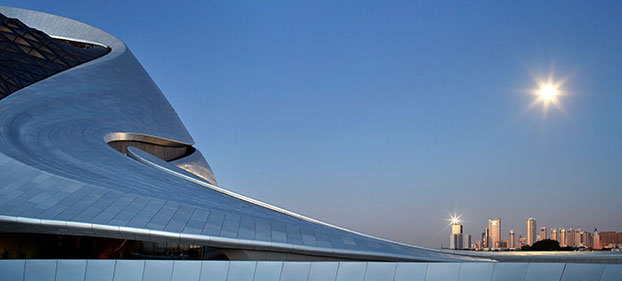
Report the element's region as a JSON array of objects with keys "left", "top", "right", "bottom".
[
  {"left": 0, "top": 6, "right": 619, "bottom": 265},
  {"left": 0, "top": 260, "right": 619, "bottom": 281},
  {"left": 0, "top": 5, "right": 470, "bottom": 262}
]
